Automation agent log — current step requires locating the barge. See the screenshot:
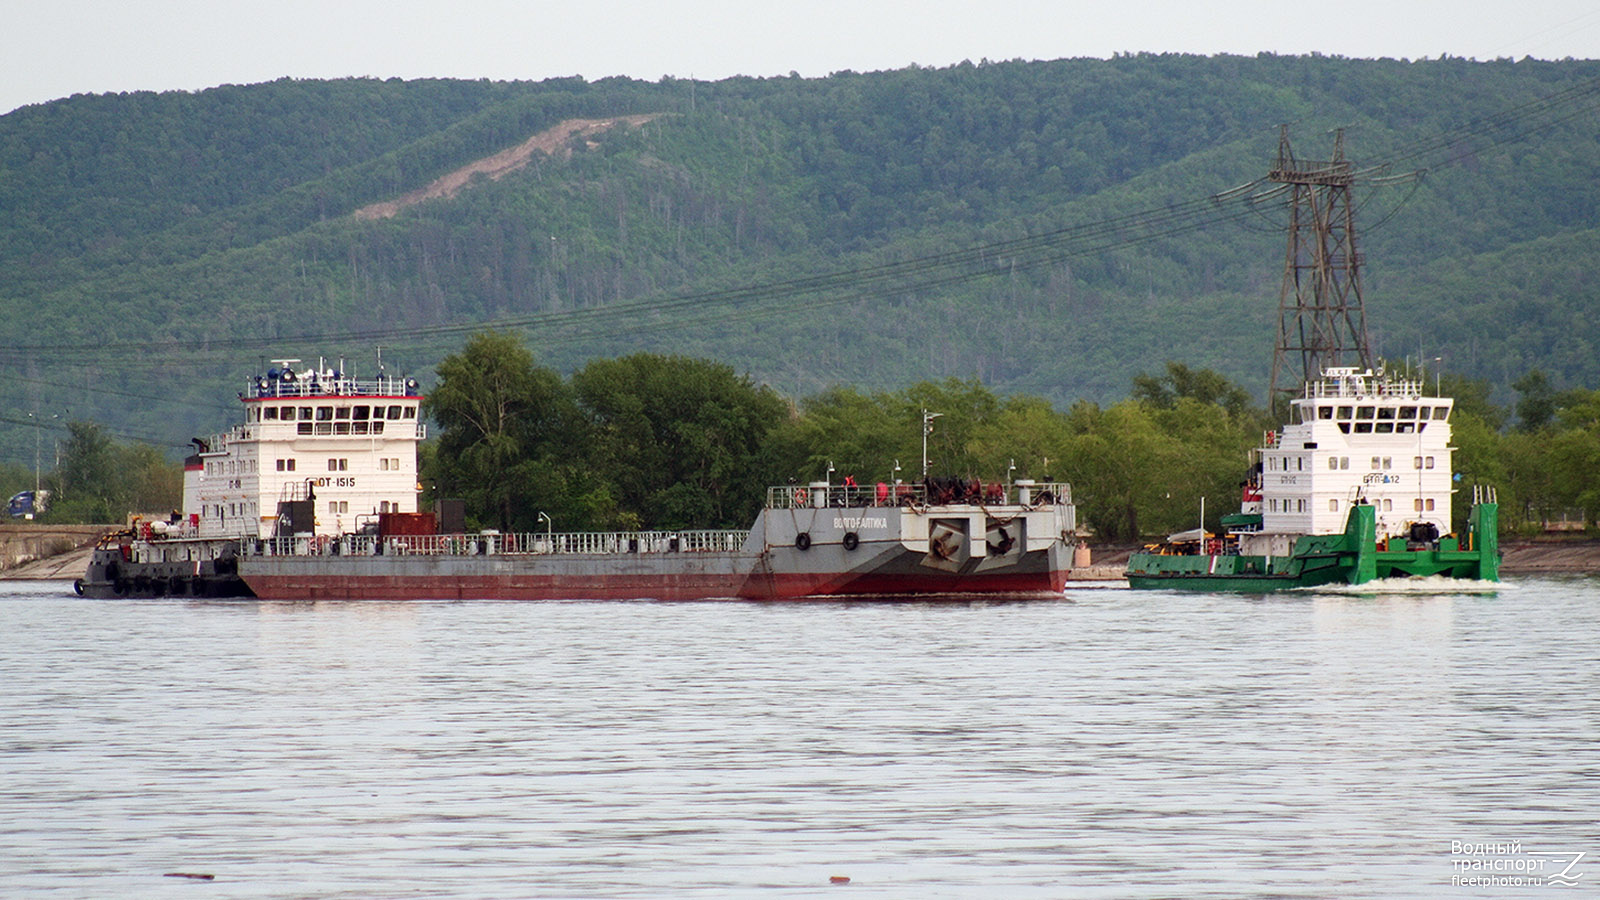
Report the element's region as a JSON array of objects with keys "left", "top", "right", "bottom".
[{"left": 81, "top": 357, "right": 1078, "bottom": 600}]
